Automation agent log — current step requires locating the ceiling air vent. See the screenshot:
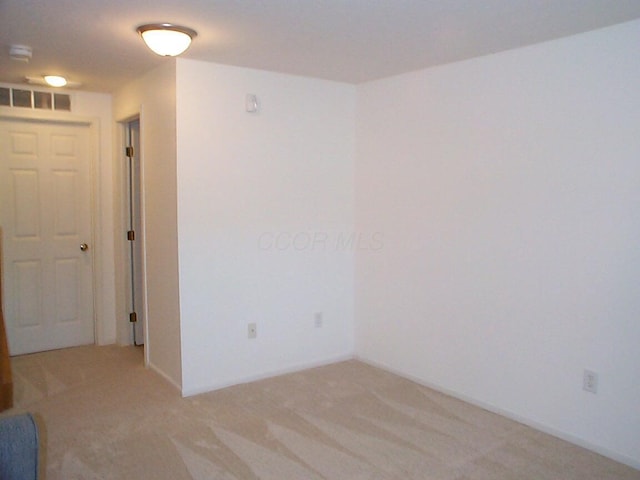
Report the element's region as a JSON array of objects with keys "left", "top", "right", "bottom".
[{"left": 0, "top": 86, "right": 71, "bottom": 111}]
